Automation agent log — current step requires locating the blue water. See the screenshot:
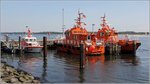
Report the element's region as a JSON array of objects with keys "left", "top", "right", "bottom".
[{"left": 1, "top": 34, "right": 150, "bottom": 83}]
